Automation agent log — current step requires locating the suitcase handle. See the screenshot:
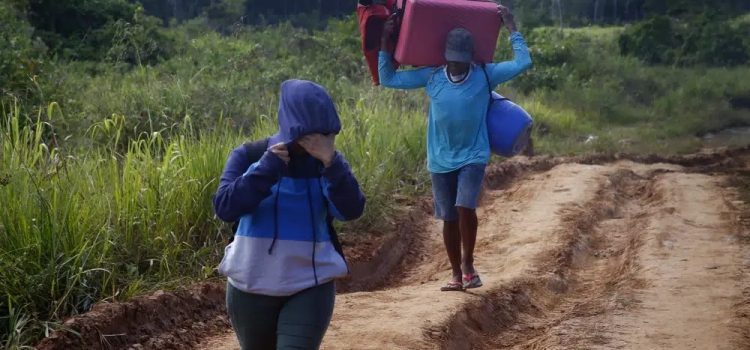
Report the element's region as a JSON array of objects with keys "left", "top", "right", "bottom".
[{"left": 388, "top": 0, "right": 407, "bottom": 44}]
